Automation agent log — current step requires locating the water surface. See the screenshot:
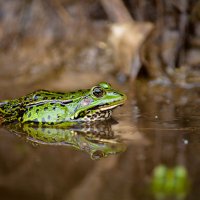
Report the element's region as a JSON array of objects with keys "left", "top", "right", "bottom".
[{"left": 0, "top": 82, "right": 200, "bottom": 200}]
